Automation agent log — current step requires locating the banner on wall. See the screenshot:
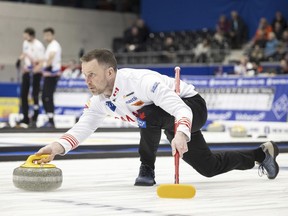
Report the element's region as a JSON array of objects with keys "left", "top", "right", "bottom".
[
  {"left": 0, "top": 79, "right": 90, "bottom": 121},
  {"left": 182, "top": 75, "right": 288, "bottom": 122},
  {"left": 53, "top": 79, "right": 90, "bottom": 117},
  {"left": 0, "top": 83, "right": 20, "bottom": 121},
  {"left": 1, "top": 76, "right": 288, "bottom": 123},
  {"left": 0, "top": 97, "right": 19, "bottom": 121}
]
